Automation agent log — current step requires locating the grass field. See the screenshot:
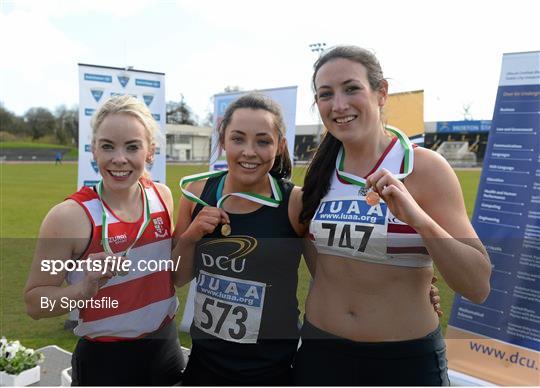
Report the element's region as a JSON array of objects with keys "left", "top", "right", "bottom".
[
  {"left": 0, "top": 163, "right": 481, "bottom": 352},
  {"left": 0, "top": 142, "right": 74, "bottom": 149},
  {"left": 0, "top": 142, "right": 78, "bottom": 158}
]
